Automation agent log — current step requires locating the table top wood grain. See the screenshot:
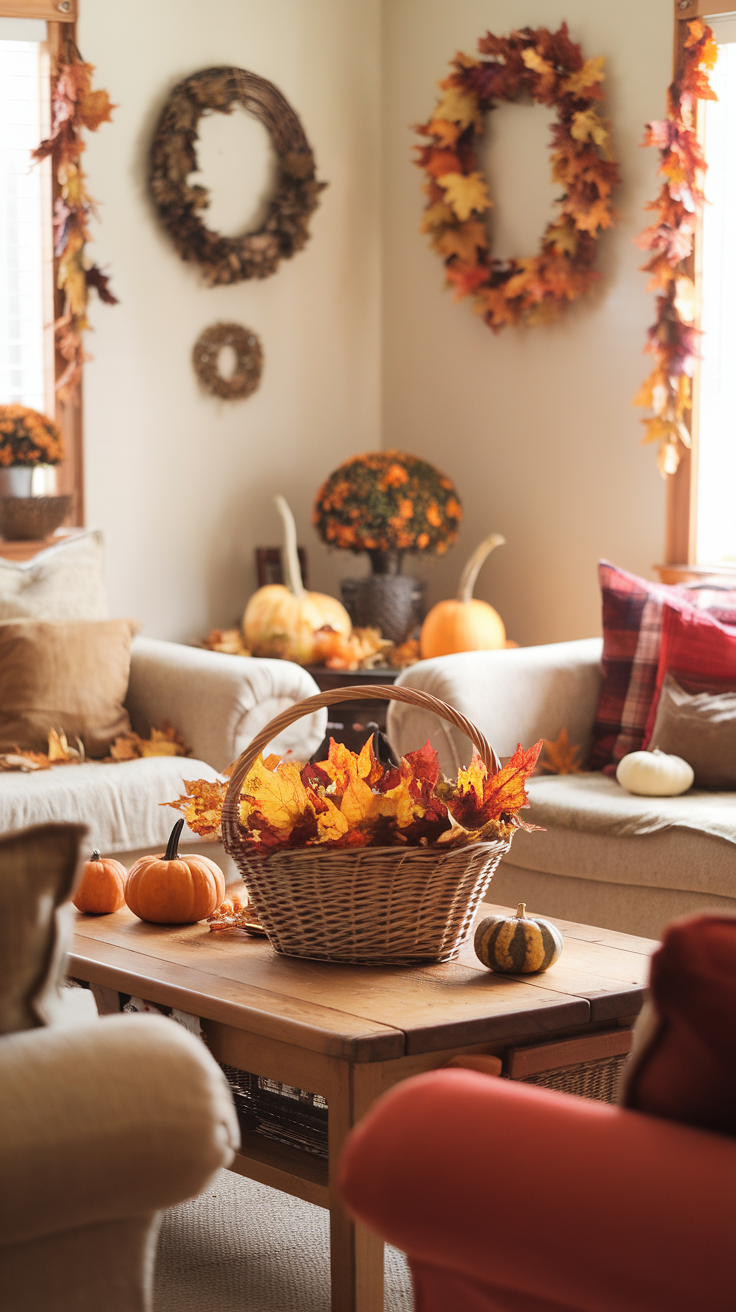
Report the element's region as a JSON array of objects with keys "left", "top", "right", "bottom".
[{"left": 70, "top": 904, "right": 656, "bottom": 1063}]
